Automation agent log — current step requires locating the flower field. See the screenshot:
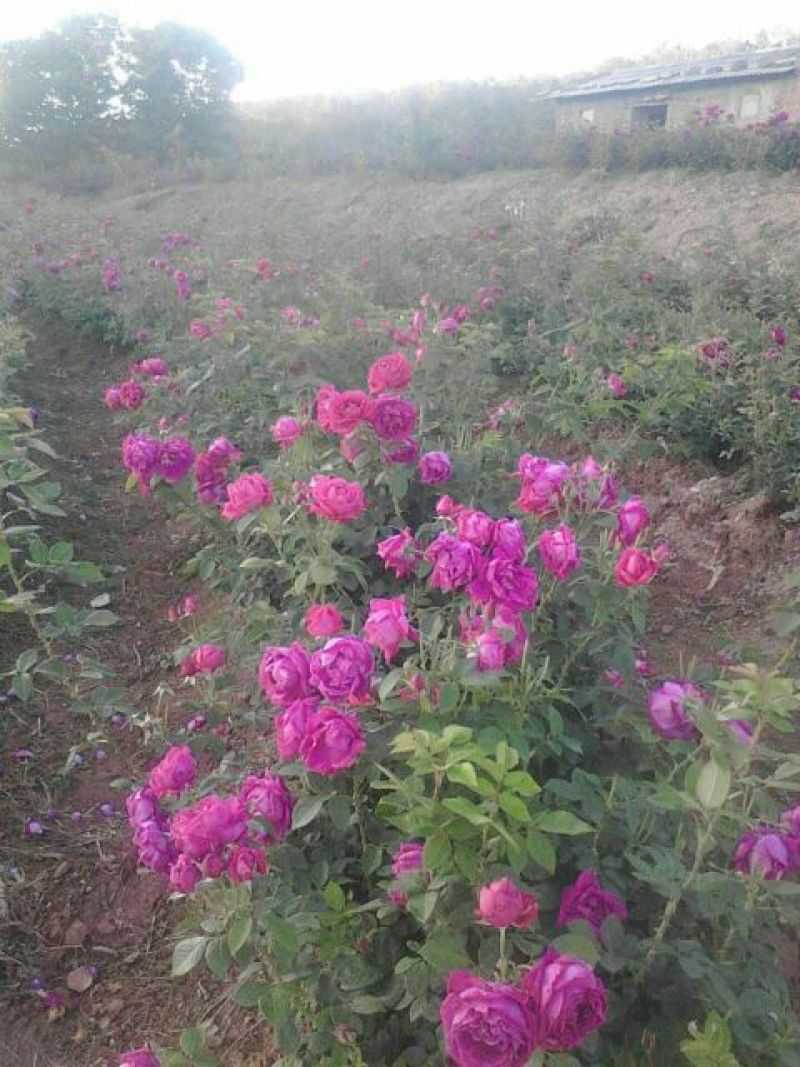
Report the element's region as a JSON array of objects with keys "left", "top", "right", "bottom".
[{"left": 2, "top": 167, "right": 800, "bottom": 1067}]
